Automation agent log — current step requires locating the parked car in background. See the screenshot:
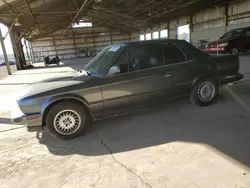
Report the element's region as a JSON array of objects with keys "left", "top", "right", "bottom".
[
  {"left": 204, "top": 27, "right": 250, "bottom": 55},
  {"left": 0, "top": 61, "right": 15, "bottom": 66},
  {"left": 11, "top": 40, "right": 243, "bottom": 140},
  {"left": 44, "top": 55, "right": 60, "bottom": 66}
]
